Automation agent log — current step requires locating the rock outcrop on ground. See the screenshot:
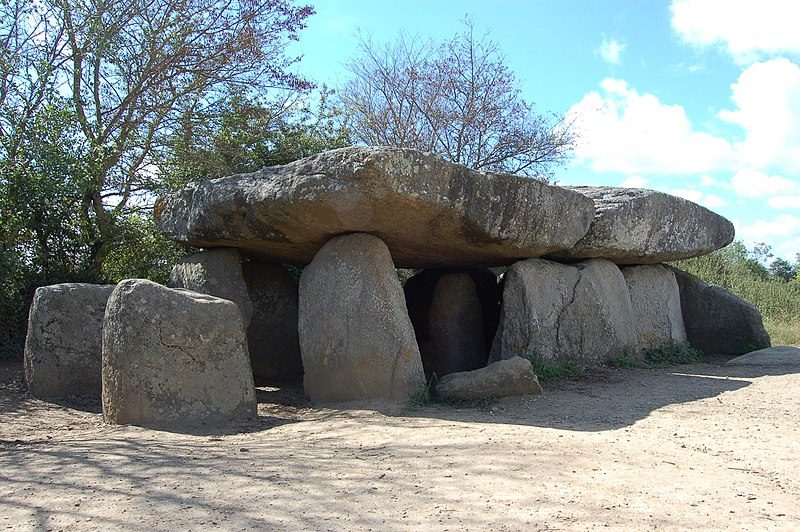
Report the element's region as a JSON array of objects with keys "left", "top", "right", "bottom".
[
  {"left": 298, "top": 233, "right": 426, "bottom": 402},
  {"left": 155, "top": 147, "right": 596, "bottom": 268},
  {"left": 102, "top": 279, "right": 256, "bottom": 427},
  {"left": 551, "top": 187, "right": 735, "bottom": 264},
  {"left": 671, "top": 267, "right": 771, "bottom": 355},
  {"left": 24, "top": 283, "right": 115, "bottom": 398},
  {"left": 623, "top": 265, "right": 687, "bottom": 351},
  {"left": 490, "top": 258, "right": 639, "bottom": 365},
  {"left": 435, "top": 356, "right": 543, "bottom": 401}
]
